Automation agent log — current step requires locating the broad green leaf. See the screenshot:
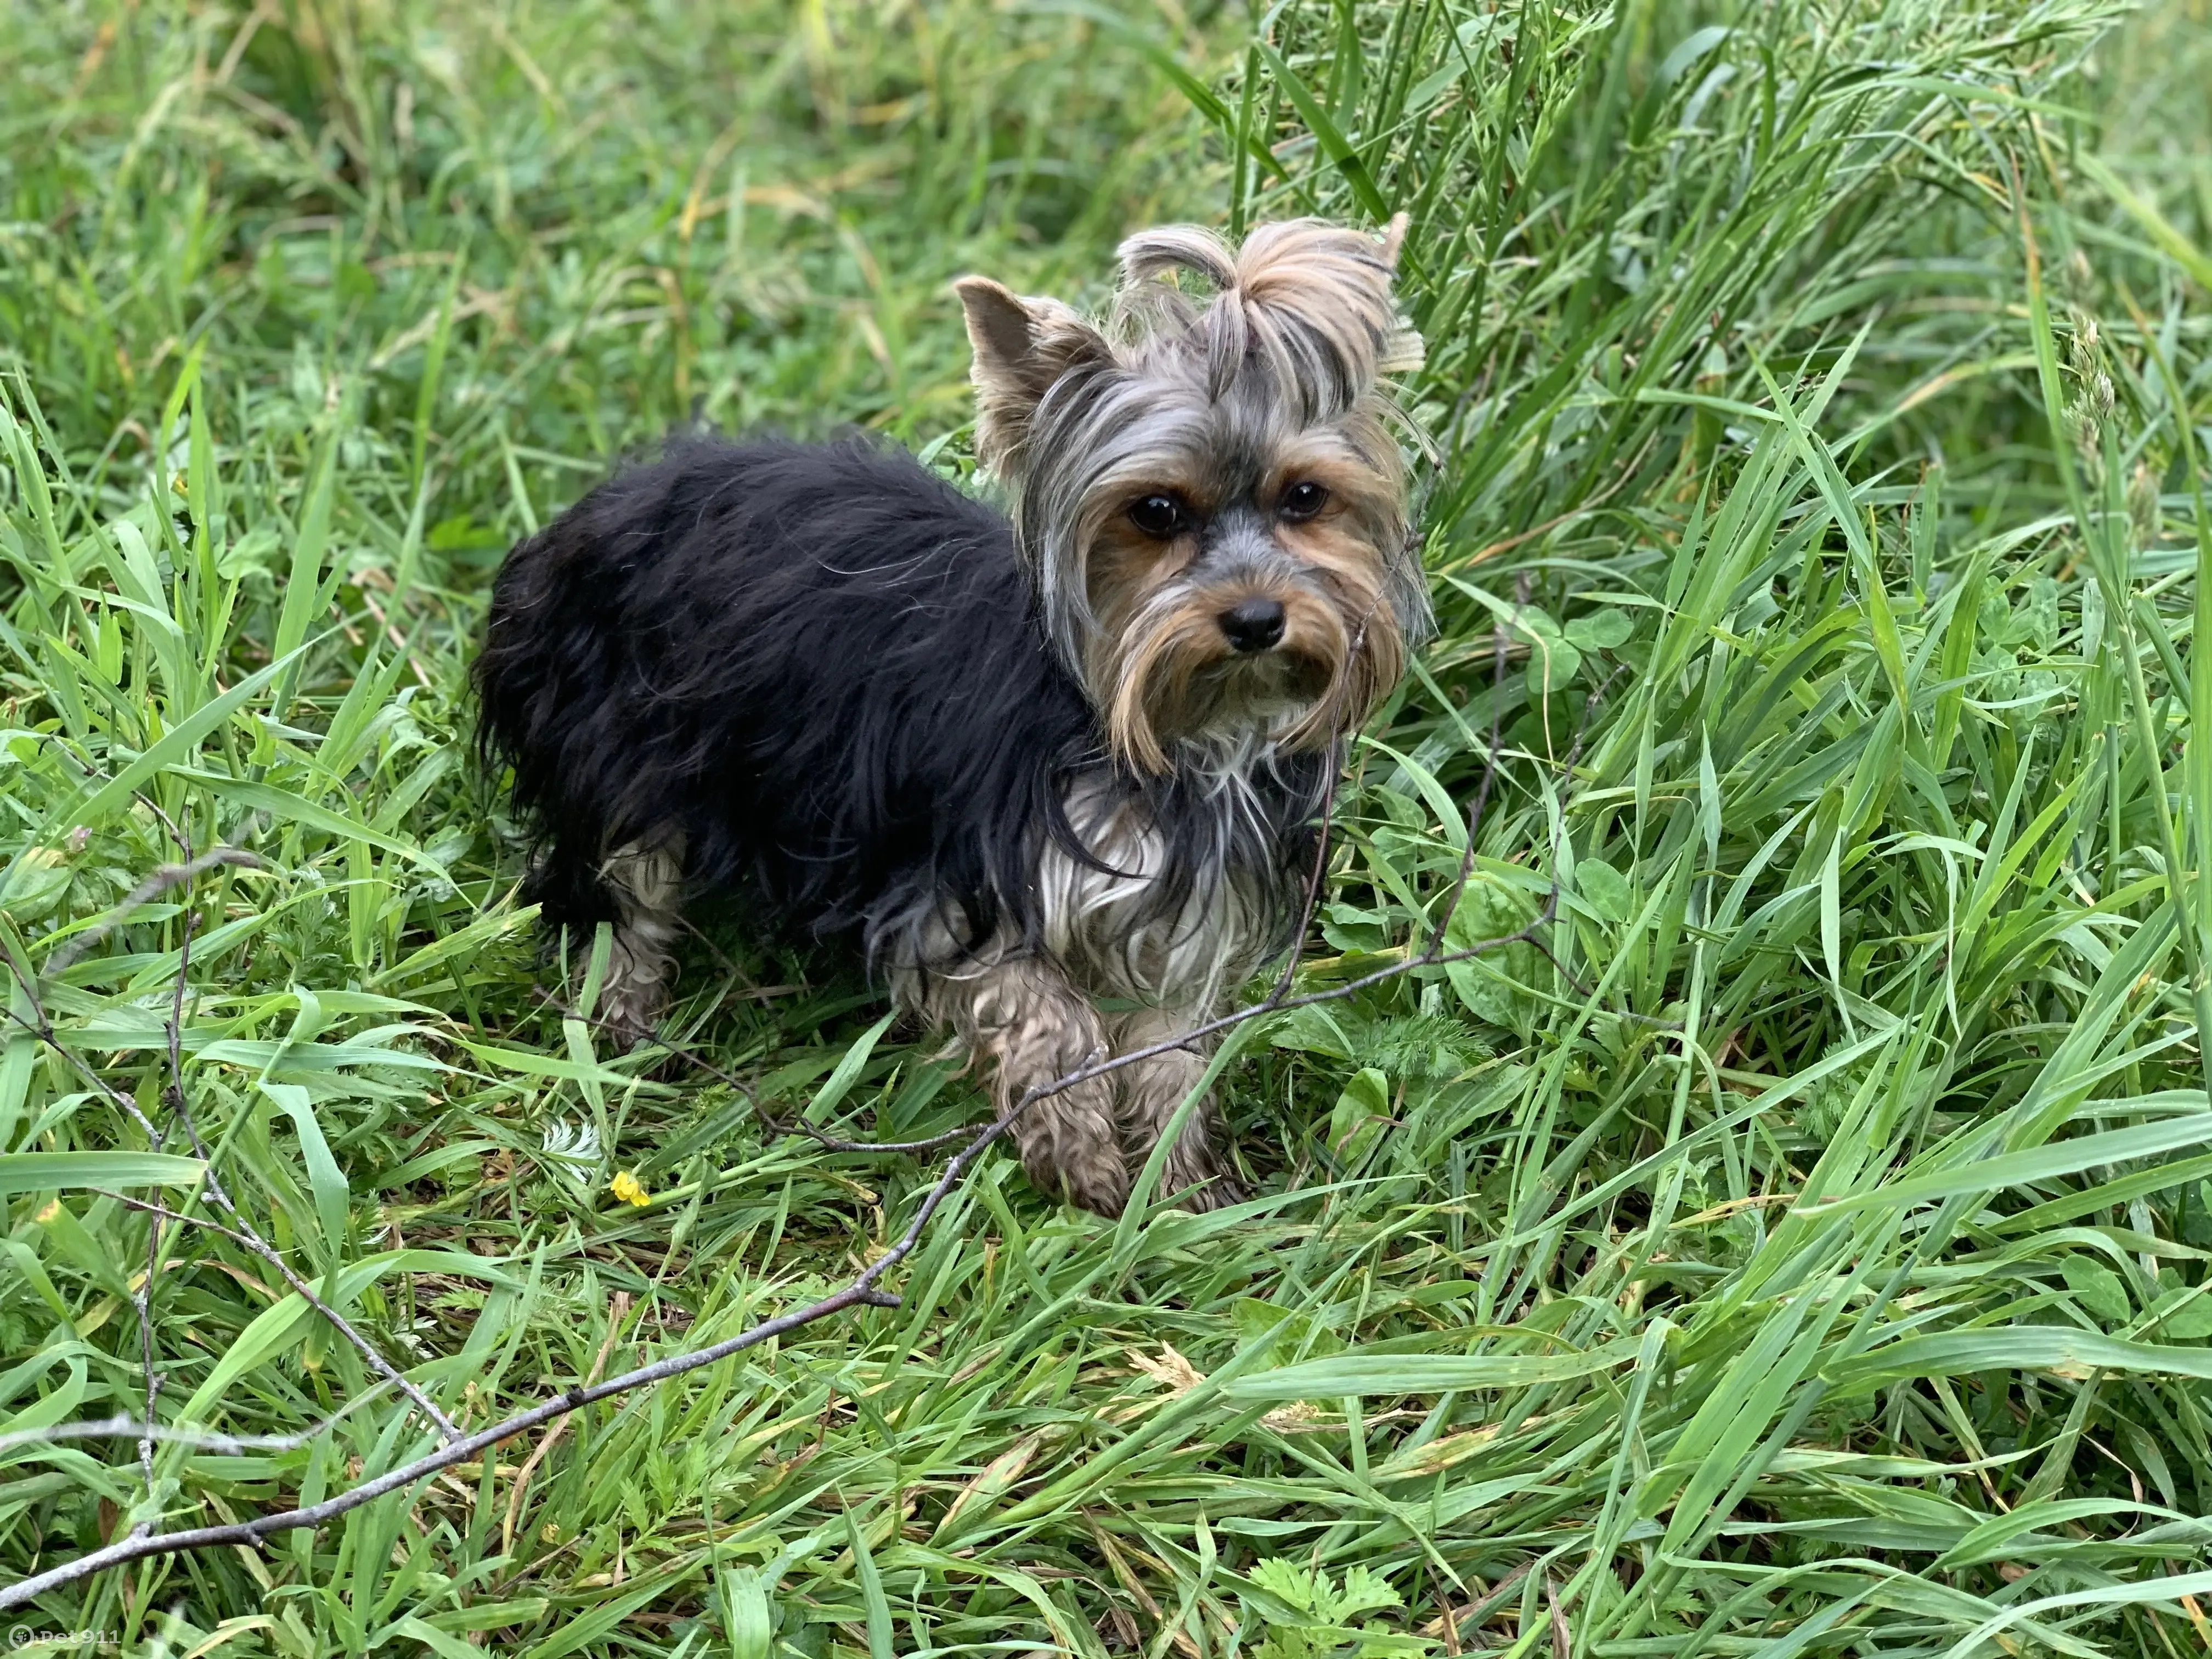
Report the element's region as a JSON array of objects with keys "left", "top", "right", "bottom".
[
  {"left": 1827, "top": 1329, "right": 2212, "bottom": 1392},
  {"left": 1800, "top": 1104, "right": 2212, "bottom": 1215},
  {"left": 1227, "top": 1337, "right": 1642, "bottom": 1401},
  {"left": 261, "top": 1080, "right": 351, "bottom": 1256},
  {"left": 0, "top": 1151, "right": 205, "bottom": 1194}
]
